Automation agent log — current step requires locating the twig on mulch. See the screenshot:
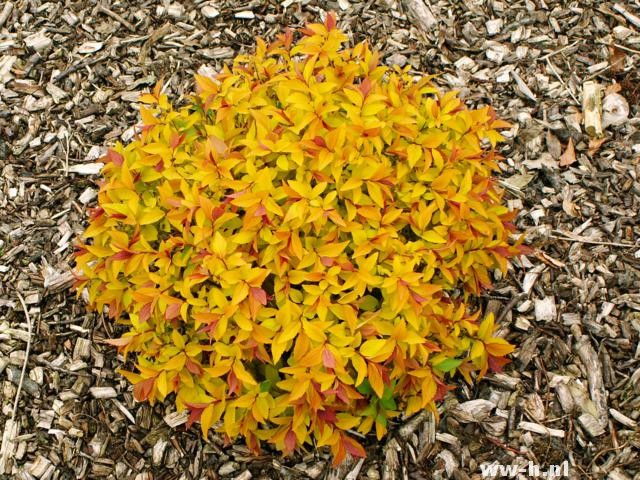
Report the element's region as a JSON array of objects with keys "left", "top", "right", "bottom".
[
  {"left": 53, "top": 55, "right": 110, "bottom": 83},
  {"left": 11, "top": 292, "right": 32, "bottom": 420},
  {"left": 96, "top": 4, "right": 136, "bottom": 32}
]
